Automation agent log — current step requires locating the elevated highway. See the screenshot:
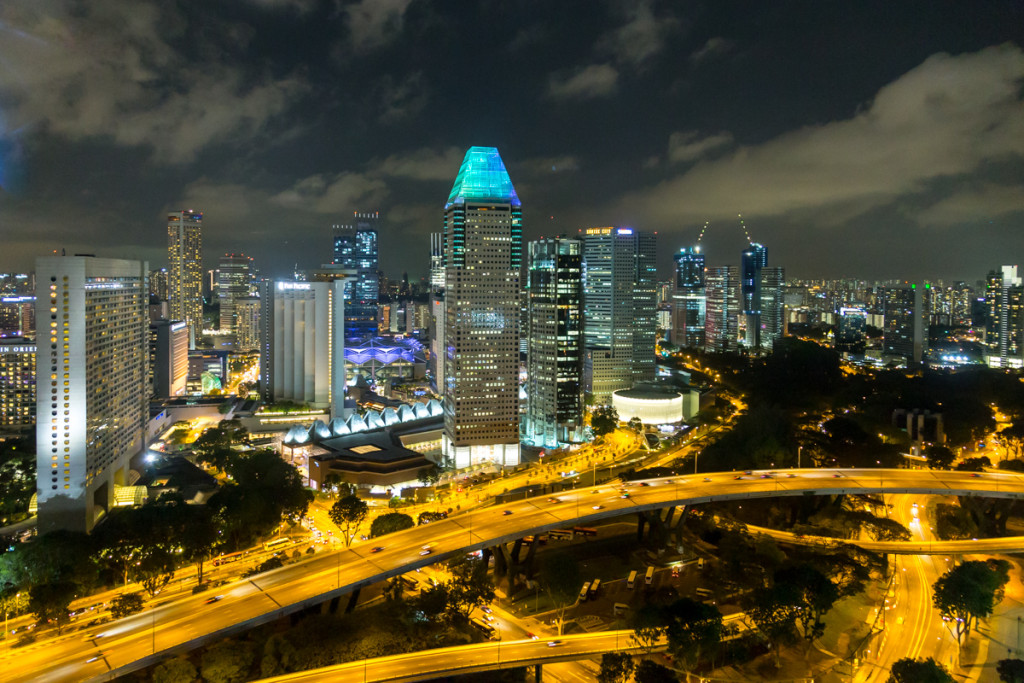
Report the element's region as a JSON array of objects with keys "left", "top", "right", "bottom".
[
  {"left": 744, "top": 523, "right": 1024, "bottom": 555},
  {"left": 10, "top": 468, "right": 1024, "bottom": 683}
]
